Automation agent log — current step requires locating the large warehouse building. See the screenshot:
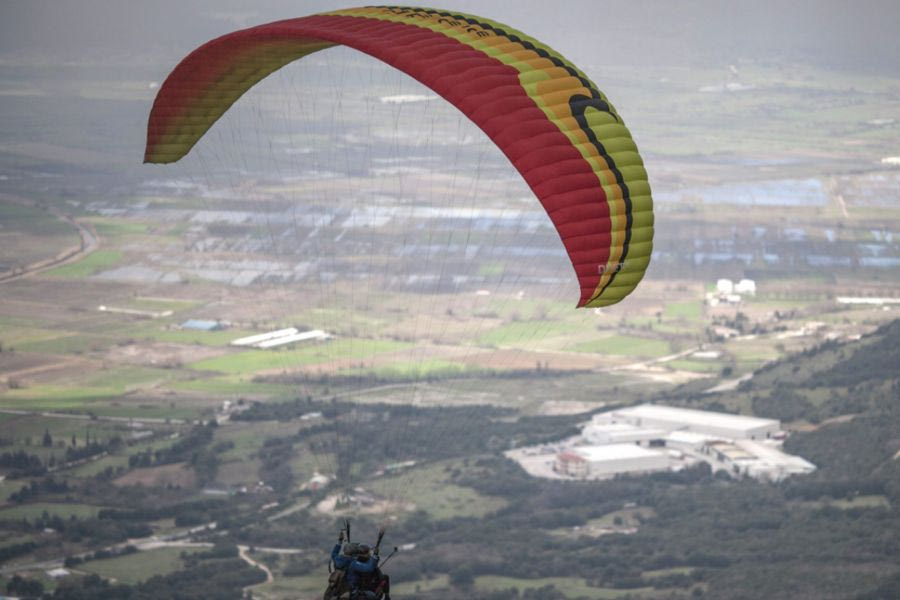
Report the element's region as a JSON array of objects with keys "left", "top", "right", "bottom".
[
  {"left": 555, "top": 444, "right": 670, "bottom": 478},
  {"left": 593, "top": 404, "right": 781, "bottom": 441}
]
